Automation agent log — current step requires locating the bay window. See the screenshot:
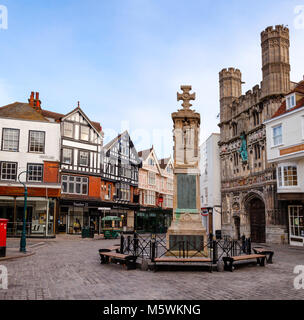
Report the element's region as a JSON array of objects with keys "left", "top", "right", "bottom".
[{"left": 278, "top": 165, "right": 298, "bottom": 187}]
